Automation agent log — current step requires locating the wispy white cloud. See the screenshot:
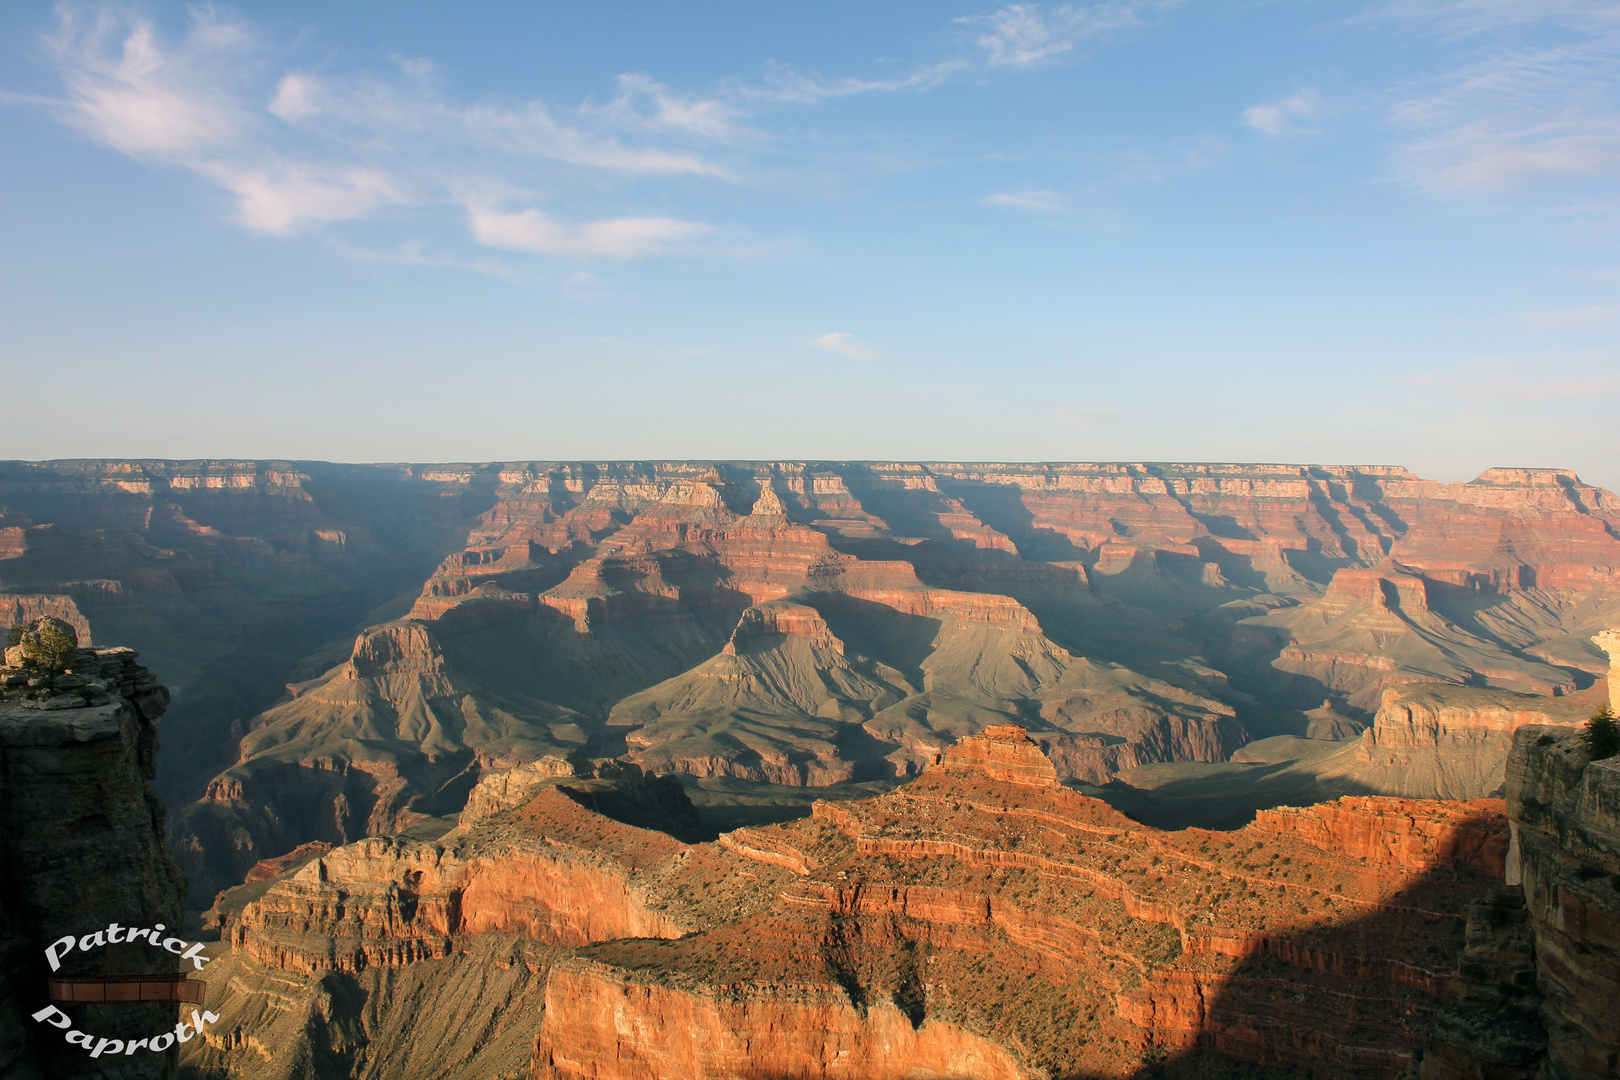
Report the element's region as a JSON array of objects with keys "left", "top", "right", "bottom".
[
  {"left": 32, "top": 4, "right": 729, "bottom": 248},
  {"left": 815, "top": 332, "right": 880, "bottom": 361},
  {"left": 1388, "top": 36, "right": 1620, "bottom": 195},
  {"left": 22, "top": 2, "right": 1179, "bottom": 257},
  {"left": 739, "top": 61, "right": 966, "bottom": 104},
  {"left": 587, "top": 73, "right": 744, "bottom": 141},
  {"left": 985, "top": 188, "right": 1067, "bottom": 212},
  {"left": 961, "top": 1, "right": 1177, "bottom": 68},
  {"left": 327, "top": 237, "right": 523, "bottom": 281},
  {"left": 740, "top": 1, "right": 1178, "bottom": 103},
  {"left": 1362, "top": 1, "right": 1620, "bottom": 39},
  {"left": 1112, "top": 132, "right": 1228, "bottom": 182},
  {"left": 43, "top": 4, "right": 251, "bottom": 157},
  {"left": 258, "top": 68, "right": 731, "bottom": 179},
  {"left": 962, "top": 4, "right": 1084, "bottom": 68},
  {"left": 207, "top": 162, "right": 404, "bottom": 232},
  {"left": 1243, "top": 90, "right": 1323, "bottom": 137},
  {"left": 468, "top": 206, "right": 711, "bottom": 259}
]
